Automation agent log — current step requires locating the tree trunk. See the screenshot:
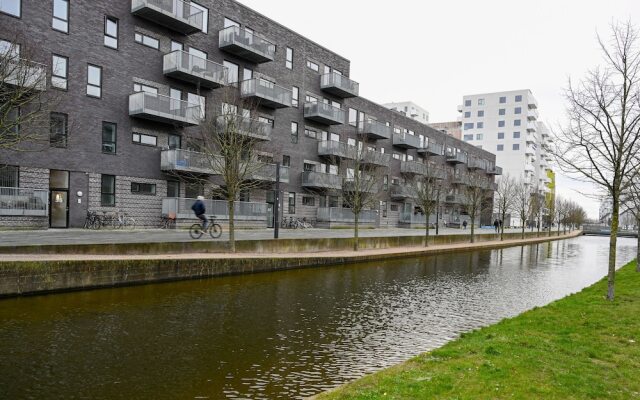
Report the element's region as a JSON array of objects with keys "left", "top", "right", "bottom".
[
  {"left": 557, "top": 217, "right": 561, "bottom": 237},
  {"left": 500, "top": 210, "right": 505, "bottom": 241},
  {"left": 228, "top": 200, "right": 236, "bottom": 253},
  {"left": 424, "top": 218, "right": 429, "bottom": 247},
  {"left": 353, "top": 213, "right": 359, "bottom": 251},
  {"left": 470, "top": 214, "right": 475, "bottom": 243},
  {"left": 521, "top": 216, "right": 525, "bottom": 239},
  {"left": 607, "top": 198, "right": 619, "bottom": 301}
]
